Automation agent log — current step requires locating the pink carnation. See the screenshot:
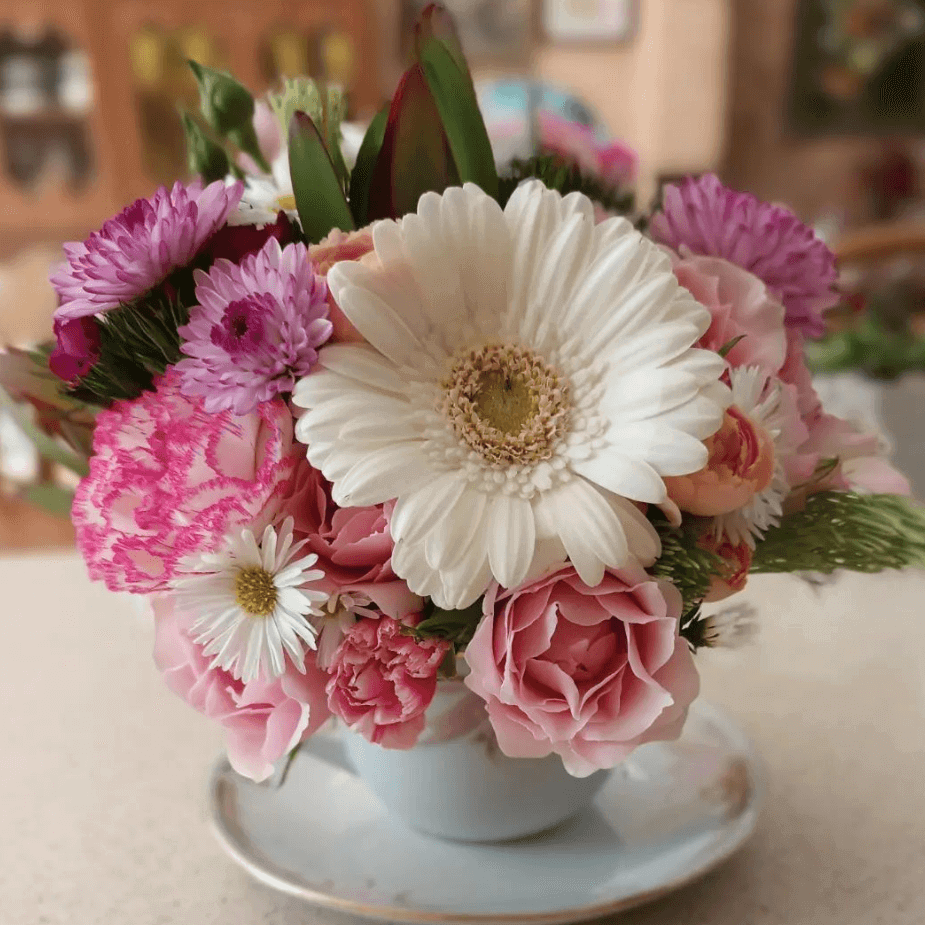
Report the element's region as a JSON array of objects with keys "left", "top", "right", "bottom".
[
  {"left": 326, "top": 616, "right": 449, "bottom": 749},
  {"left": 651, "top": 174, "right": 838, "bottom": 337},
  {"left": 309, "top": 227, "right": 375, "bottom": 343},
  {"left": 176, "top": 238, "right": 331, "bottom": 415},
  {"left": 53, "top": 180, "right": 242, "bottom": 320},
  {"left": 465, "top": 566, "right": 699, "bottom": 778},
  {"left": 72, "top": 370, "right": 295, "bottom": 593},
  {"left": 153, "top": 595, "right": 330, "bottom": 782},
  {"left": 284, "top": 460, "right": 421, "bottom": 618}
]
